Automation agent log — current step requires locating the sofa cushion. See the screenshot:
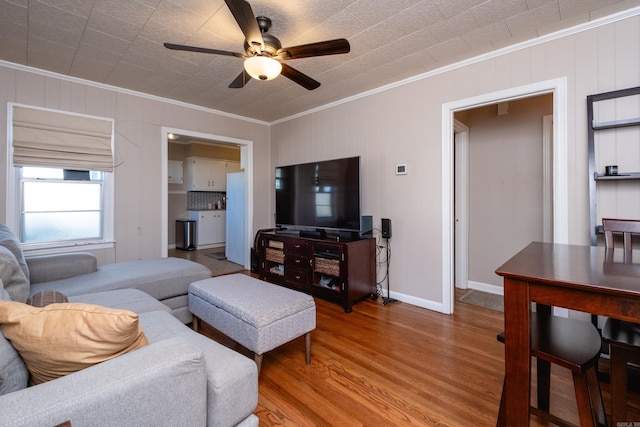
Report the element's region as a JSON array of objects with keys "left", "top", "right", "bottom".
[
  {"left": 68, "top": 289, "right": 171, "bottom": 314},
  {"left": 29, "top": 257, "right": 212, "bottom": 302},
  {"left": 0, "top": 286, "right": 29, "bottom": 395},
  {"left": 0, "top": 224, "right": 29, "bottom": 282},
  {"left": 0, "top": 246, "right": 30, "bottom": 303},
  {"left": 26, "top": 253, "right": 97, "bottom": 285},
  {"left": 0, "top": 301, "right": 149, "bottom": 385},
  {"left": 139, "top": 310, "right": 258, "bottom": 427}
]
